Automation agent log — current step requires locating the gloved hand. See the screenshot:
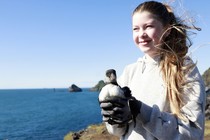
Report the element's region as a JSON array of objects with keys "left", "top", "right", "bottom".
[
  {"left": 99, "top": 87, "right": 142, "bottom": 126},
  {"left": 99, "top": 69, "right": 142, "bottom": 126},
  {"left": 100, "top": 97, "right": 132, "bottom": 125}
]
